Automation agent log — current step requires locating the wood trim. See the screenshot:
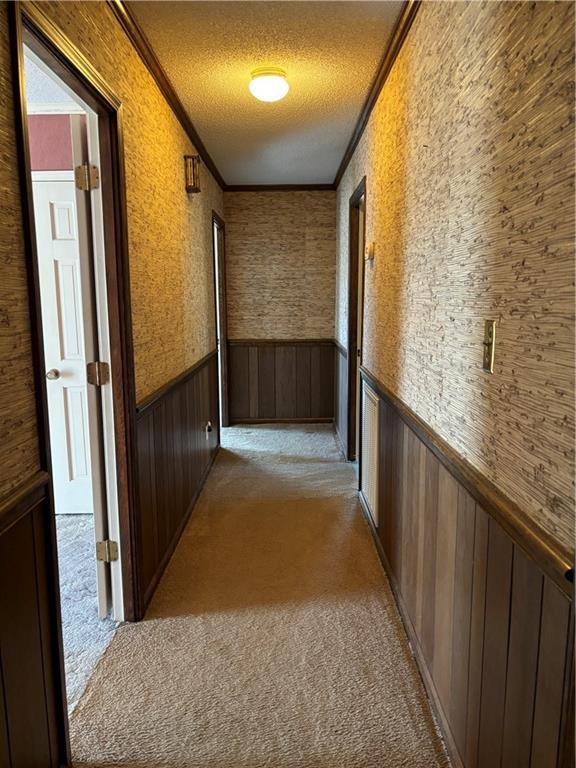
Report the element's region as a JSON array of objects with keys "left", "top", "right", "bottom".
[
  {"left": 107, "top": 0, "right": 419, "bottom": 193},
  {"left": 346, "top": 177, "right": 366, "bottom": 461},
  {"left": 0, "top": 473, "right": 50, "bottom": 536},
  {"left": 21, "top": 2, "right": 122, "bottom": 110},
  {"left": 212, "top": 211, "right": 229, "bottom": 427},
  {"left": 225, "top": 184, "right": 336, "bottom": 192},
  {"left": 333, "top": 0, "right": 421, "bottom": 187},
  {"left": 359, "top": 365, "right": 574, "bottom": 595},
  {"left": 106, "top": 0, "right": 226, "bottom": 189},
  {"left": 229, "top": 338, "right": 335, "bottom": 347},
  {"left": 13, "top": 2, "right": 140, "bottom": 623},
  {"left": 136, "top": 350, "right": 217, "bottom": 416}
]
